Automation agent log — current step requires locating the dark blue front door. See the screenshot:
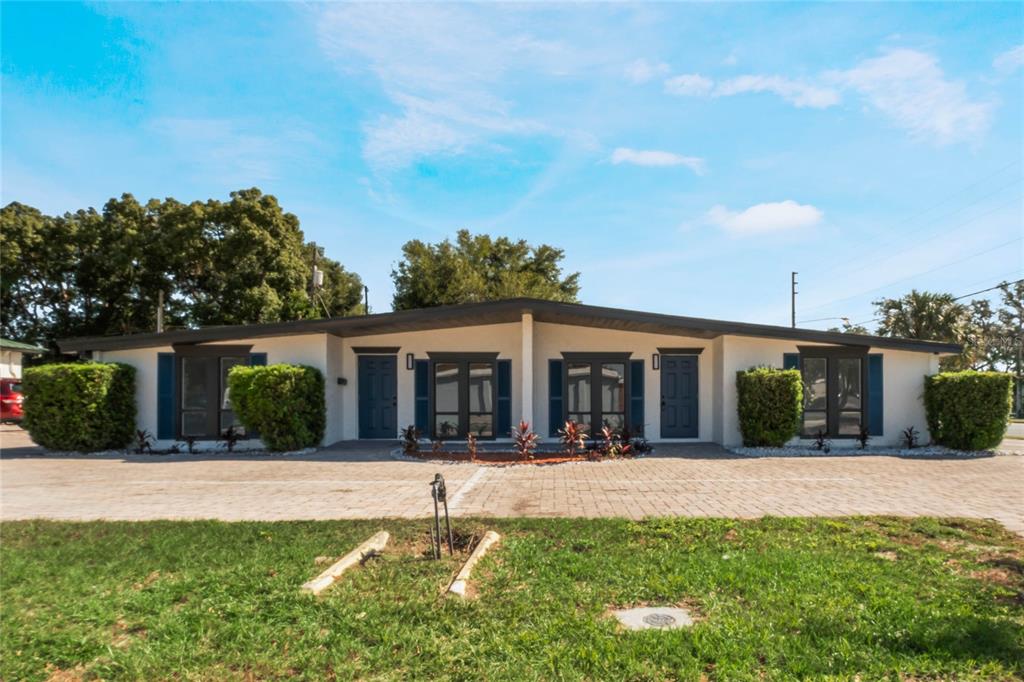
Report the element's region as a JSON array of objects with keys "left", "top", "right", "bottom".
[
  {"left": 660, "top": 355, "right": 698, "bottom": 438},
  {"left": 358, "top": 355, "right": 397, "bottom": 439}
]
